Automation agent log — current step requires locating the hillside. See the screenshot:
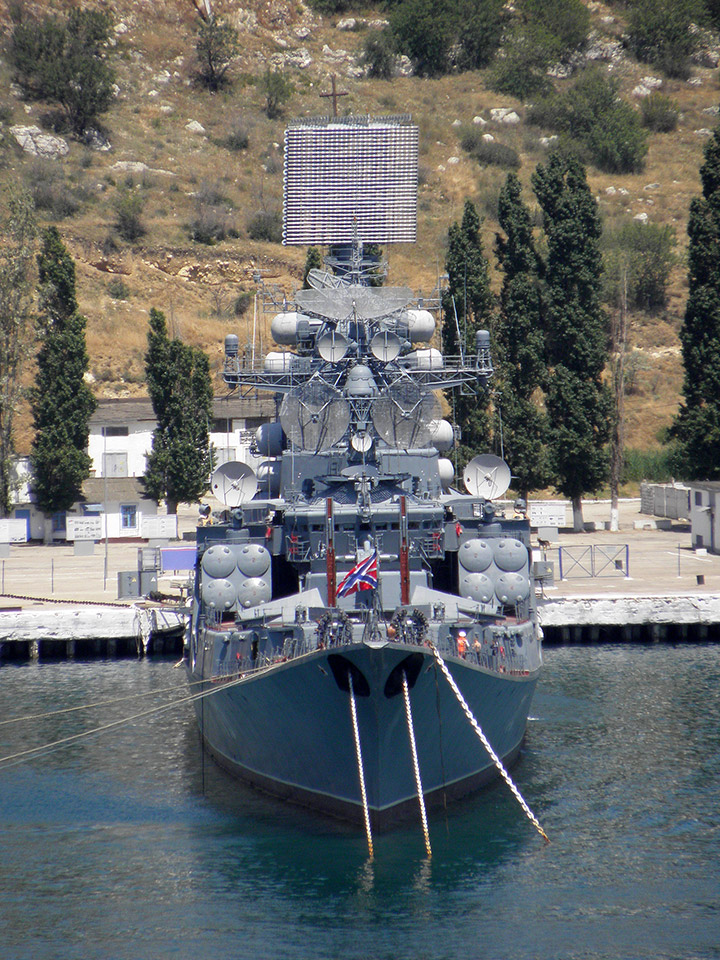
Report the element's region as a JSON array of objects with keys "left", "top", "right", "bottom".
[{"left": 1, "top": 0, "right": 717, "bottom": 460}]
